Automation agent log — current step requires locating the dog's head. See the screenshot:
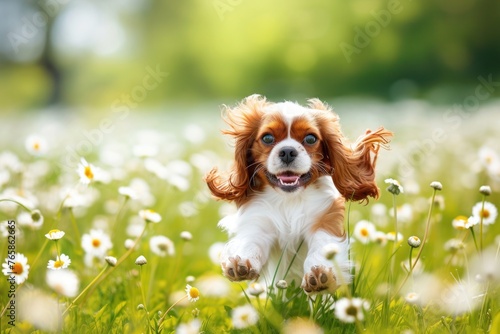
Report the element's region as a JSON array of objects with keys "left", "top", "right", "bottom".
[{"left": 205, "top": 95, "right": 392, "bottom": 205}]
